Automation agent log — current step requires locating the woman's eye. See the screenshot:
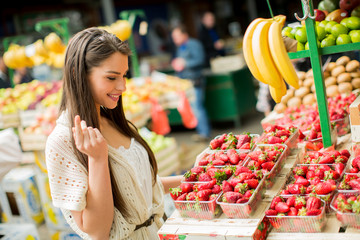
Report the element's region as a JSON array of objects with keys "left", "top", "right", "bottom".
[{"left": 107, "top": 77, "right": 116, "bottom": 81}]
